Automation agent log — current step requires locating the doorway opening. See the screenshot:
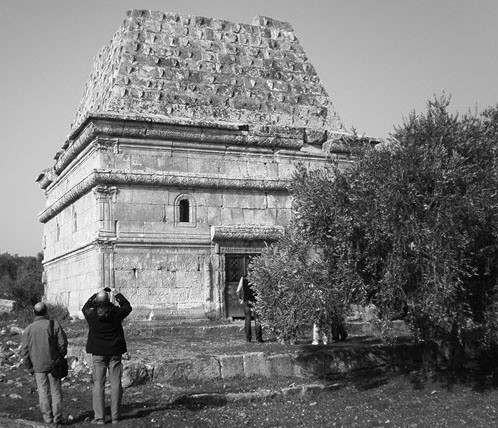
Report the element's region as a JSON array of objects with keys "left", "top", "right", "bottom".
[{"left": 224, "top": 254, "right": 257, "bottom": 318}]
